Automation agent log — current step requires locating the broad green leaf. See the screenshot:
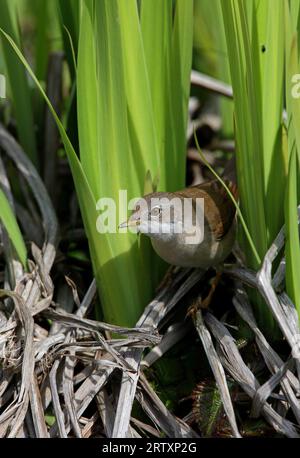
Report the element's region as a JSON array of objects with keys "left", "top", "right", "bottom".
[
  {"left": 221, "top": 0, "right": 267, "bottom": 268},
  {"left": 141, "top": 0, "right": 172, "bottom": 186},
  {"left": 30, "top": 0, "right": 51, "bottom": 81},
  {"left": 170, "top": 0, "right": 194, "bottom": 187},
  {"left": 285, "top": 22, "right": 300, "bottom": 319},
  {"left": 77, "top": 0, "right": 100, "bottom": 198},
  {"left": 0, "top": 0, "right": 194, "bottom": 327},
  {"left": 0, "top": 188, "right": 27, "bottom": 267},
  {"left": 290, "top": 34, "right": 300, "bottom": 167},
  {"left": 262, "top": 0, "right": 285, "bottom": 242},
  {"left": 0, "top": 0, "right": 38, "bottom": 166},
  {"left": 118, "top": 0, "right": 160, "bottom": 189},
  {"left": 0, "top": 28, "right": 110, "bottom": 318},
  {"left": 221, "top": 1, "right": 278, "bottom": 331},
  {"left": 285, "top": 148, "right": 300, "bottom": 318}
]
